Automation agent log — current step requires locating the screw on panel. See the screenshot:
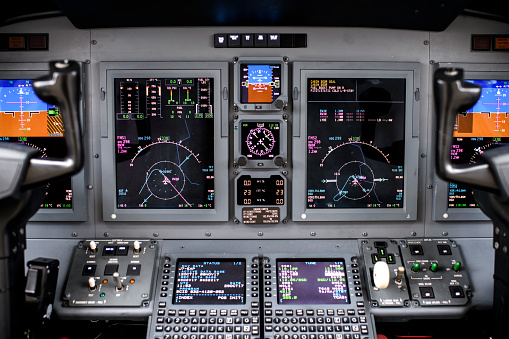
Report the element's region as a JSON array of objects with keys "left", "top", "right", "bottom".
[
  {"left": 233, "top": 57, "right": 239, "bottom": 63},
  {"left": 283, "top": 56, "right": 289, "bottom": 63},
  {"left": 442, "top": 231, "right": 448, "bottom": 236},
  {"left": 362, "top": 232, "right": 368, "bottom": 237},
  {"left": 443, "top": 213, "right": 449, "bottom": 219},
  {"left": 411, "top": 231, "right": 417, "bottom": 236},
  {"left": 310, "top": 232, "right": 316, "bottom": 236},
  {"left": 282, "top": 171, "right": 288, "bottom": 176},
  {"left": 153, "top": 233, "right": 159, "bottom": 237},
  {"left": 87, "top": 185, "right": 93, "bottom": 190},
  {"left": 233, "top": 170, "right": 239, "bottom": 175},
  {"left": 495, "top": 227, "right": 500, "bottom": 235},
  {"left": 104, "top": 232, "right": 110, "bottom": 237},
  {"left": 91, "top": 40, "right": 97, "bottom": 45},
  {"left": 94, "top": 154, "right": 99, "bottom": 158},
  {"left": 72, "top": 232, "right": 78, "bottom": 237},
  {"left": 430, "top": 60, "right": 435, "bottom": 65},
  {"left": 205, "top": 232, "right": 212, "bottom": 237},
  {"left": 423, "top": 40, "right": 430, "bottom": 45},
  {"left": 233, "top": 106, "right": 239, "bottom": 112},
  {"left": 234, "top": 219, "right": 239, "bottom": 224},
  {"left": 258, "top": 232, "right": 264, "bottom": 236},
  {"left": 420, "top": 153, "right": 426, "bottom": 158},
  {"left": 282, "top": 219, "right": 288, "bottom": 224},
  {"left": 85, "top": 59, "right": 91, "bottom": 64},
  {"left": 426, "top": 184, "right": 432, "bottom": 189}
]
